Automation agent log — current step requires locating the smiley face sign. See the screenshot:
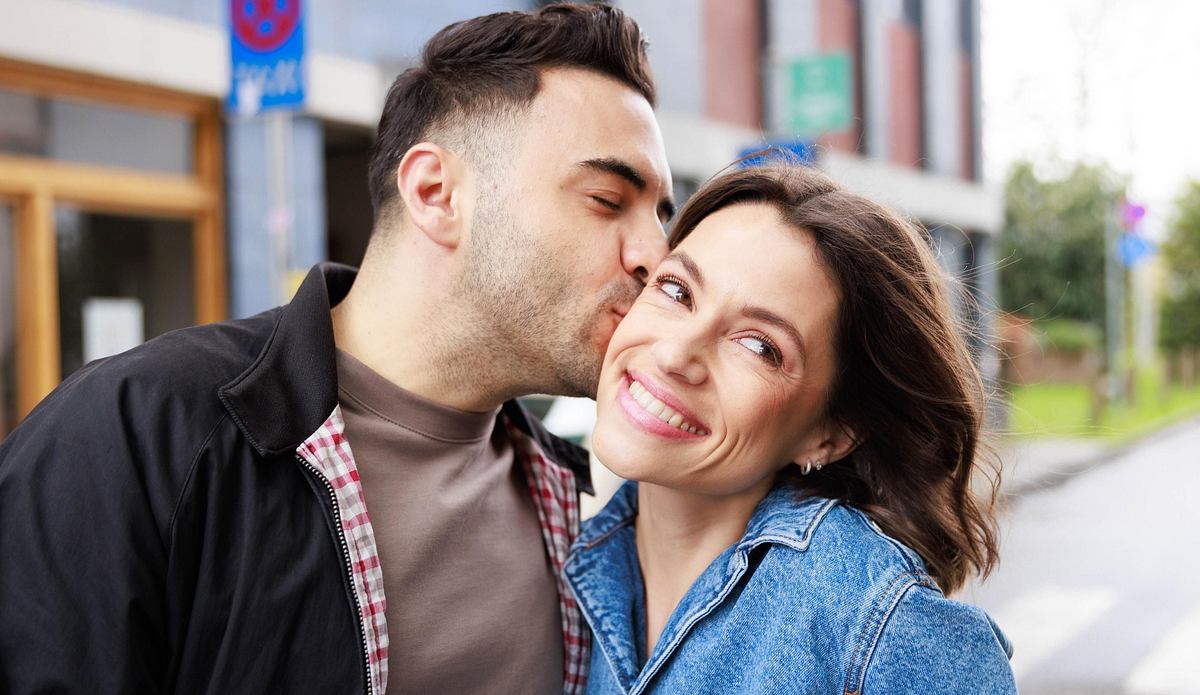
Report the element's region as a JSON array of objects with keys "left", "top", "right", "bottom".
[
  {"left": 228, "top": 0, "right": 306, "bottom": 115},
  {"left": 232, "top": 0, "right": 301, "bottom": 53}
]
